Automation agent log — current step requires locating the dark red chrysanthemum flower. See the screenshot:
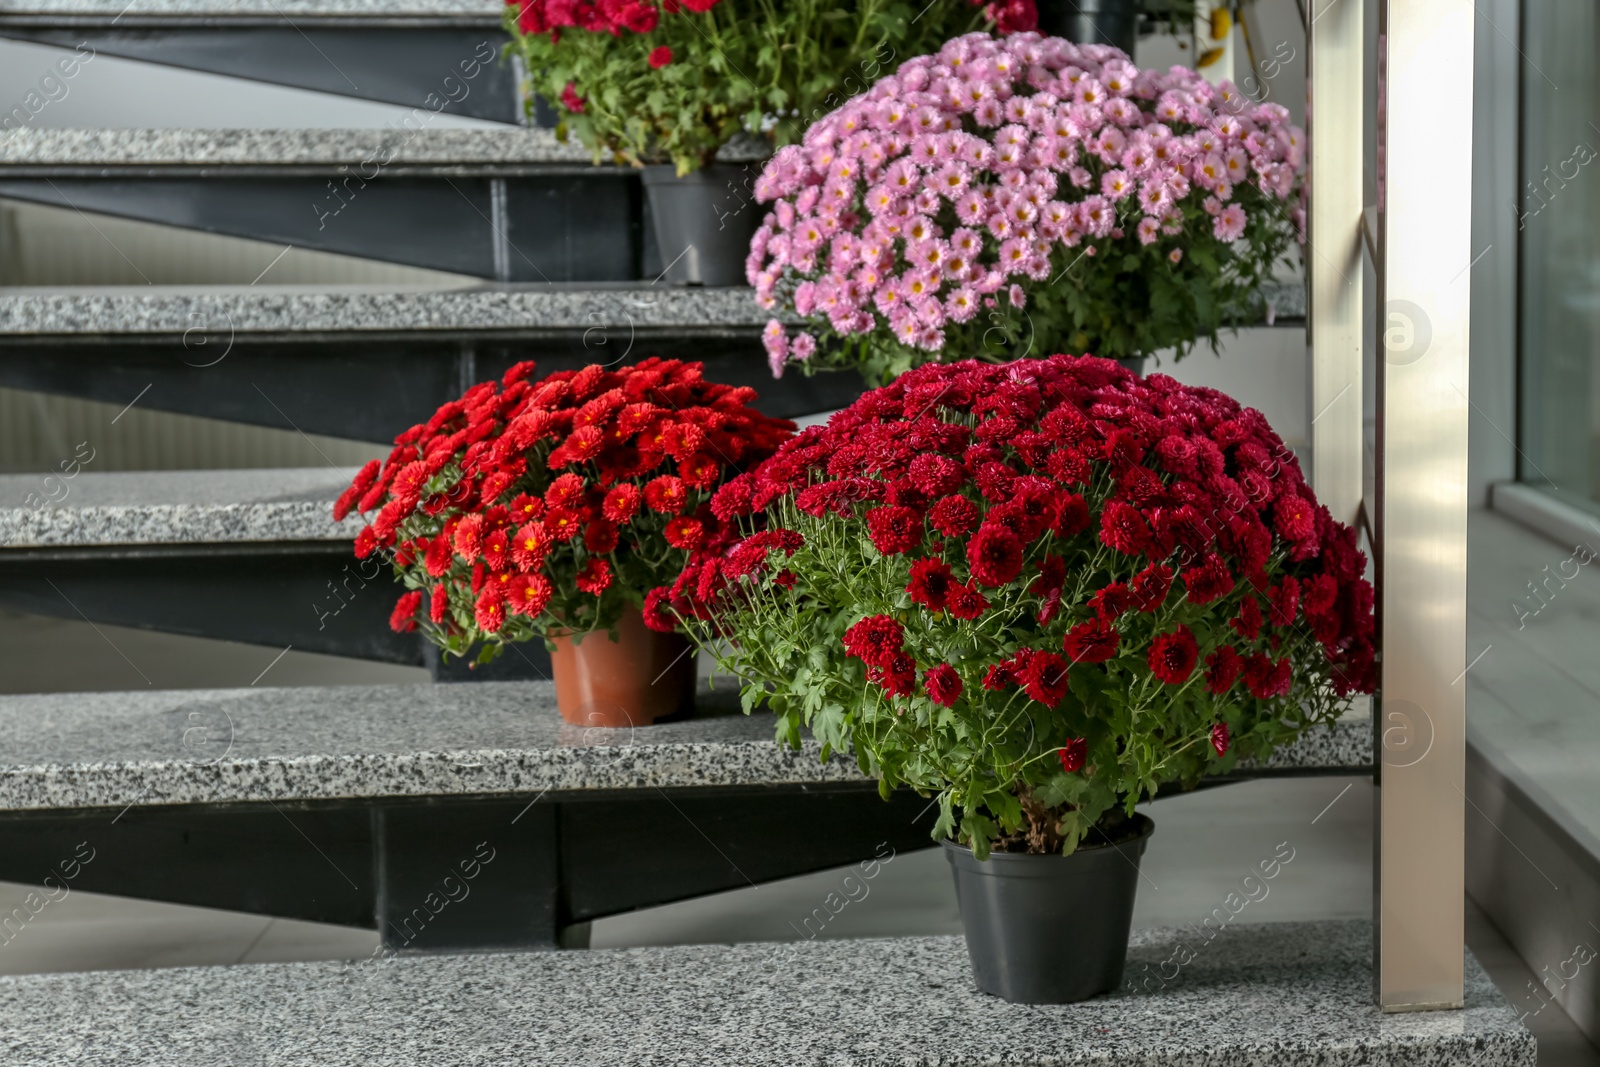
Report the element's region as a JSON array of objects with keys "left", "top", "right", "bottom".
[
  {"left": 1022, "top": 650, "right": 1072, "bottom": 707},
  {"left": 843, "top": 614, "right": 905, "bottom": 668},
  {"left": 946, "top": 581, "right": 989, "bottom": 620},
  {"left": 642, "top": 586, "right": 676, "bottom": 632},
  {"left": 907, "top": 557, "right": 955, "bottom": 611},
  {"left": 1131, "top": 562, "right": 1173, "bottom": 612},
  {"left": 868, "top": 651, "right": 918, "bottom": 697},
  {"left": 866, "top": 505, "right": 923, "bottom": 555},
  {"left": 584, "top": 520, "right": 620, "bottom": 554},
  {"left": 1230, "top": 596, "right": 1263, "bottom": 639},
  {"left": 1089, "top": 581, "right": 1137, "bottom": 620},
  {"left": 1181, "top": 553, "right": 1235, "bottom": 605},
  {"left": 1147, "top": 625, "right": 1199, "bottom": 684},
  {"left": 966, "top": 524, "right": 1025, "bottom": 586},
  {"left": 929, "top": 494, "right": 980, "bottom": 536},
  {"left": 1062, "top": 617, "right": 1119, "bottom": 663},
  {"left": 1243, "top": 653, "right": 1293, "bottom": 698},
  {"left": 1099, "top": 501, "right": 1150, "bottom": 556},
  {"left": 924, "top": 663, "right": 963, "bottom": 707},
  {"left": 1204, "top": 646, "right": 1242, "bottom": 694},
  {"left": 1211, "top": 722, "right": 1231, "bottom": 757},
  {"left": 1268, "top": 577, "right": 1300, "bottom": 627},
  {"left": 1059, "top": 736, "right": 1088, "bottom": 773},
  {"left": 648, "top": 45, "right": 674, "bottom": 68},
  {"left": 1274, "top": 494, "right": 1316, "bottom": 542}
]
